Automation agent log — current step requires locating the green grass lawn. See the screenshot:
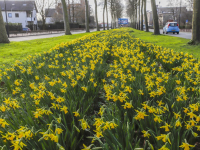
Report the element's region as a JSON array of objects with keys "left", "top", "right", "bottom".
[
  {"left": 130, "top": 28, "right": 200, "bottom": 59},
  {"left": 1, "top": 29, "right": 200, "bottom": 68},
  {"left": 0, "top": 32, "right": 96, "bottom": 68}
]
